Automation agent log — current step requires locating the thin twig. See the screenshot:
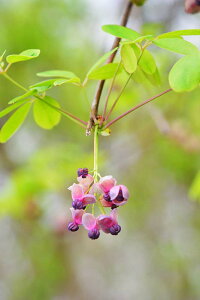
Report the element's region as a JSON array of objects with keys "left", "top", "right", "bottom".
[
  {"left": 101, "top": 60, "right": 122, "bottom": 122},
  {"left": 104, "top": 88, "right": 172, "bottom": 129},
  {"left": 105, "top": 73, "right": 132, "bottom": 121},
  {"left": 86, "top": 1, "right": 133, "bottom": 135},
  {"left": 1, "top": 72, "right": 87, "bottom": 127}
]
